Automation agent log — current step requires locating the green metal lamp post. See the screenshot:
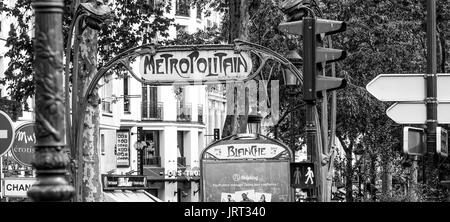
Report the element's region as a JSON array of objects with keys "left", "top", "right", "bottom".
[{"left": 27, "top": 0, "right": 75, "bottom": 201}]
